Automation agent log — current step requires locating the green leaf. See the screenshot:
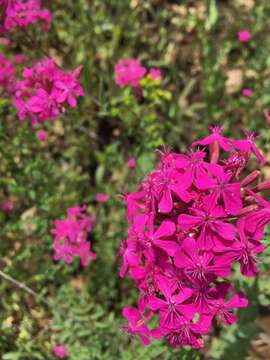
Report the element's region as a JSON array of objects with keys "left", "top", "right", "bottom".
[
  {"left": 205, "top": 0, "right": 218, "bottom": 31},
  {"left": 3, "top": 353, "right": 22, "bottom": 360},
  {"left": 95, "top": 164, "right": 105, "bottom": 184},
  {"left": 137, "top": 152, "right": 155, "bottom": 174}
]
